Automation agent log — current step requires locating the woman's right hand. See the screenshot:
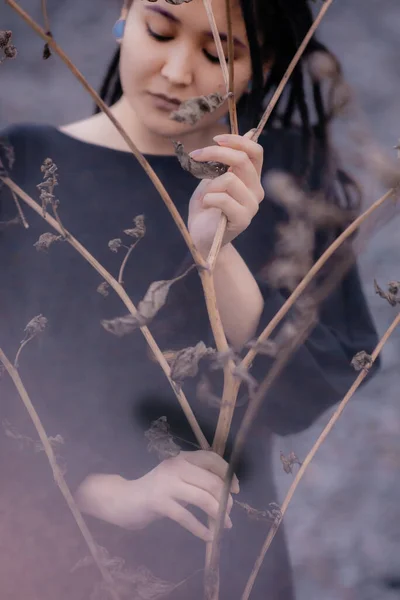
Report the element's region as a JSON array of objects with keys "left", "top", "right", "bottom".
[{"left": 76, "top": 450, "right": 240, "bottom": 543}]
